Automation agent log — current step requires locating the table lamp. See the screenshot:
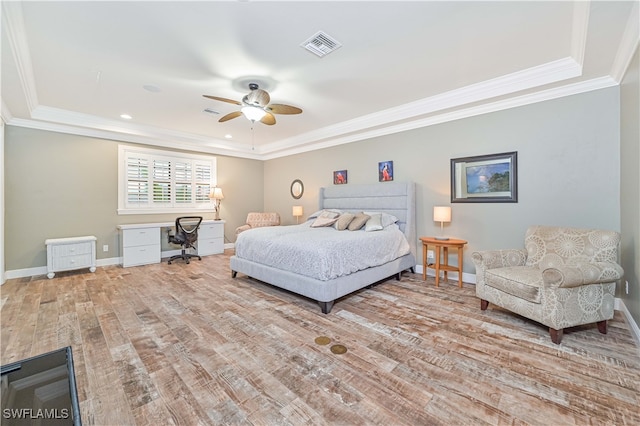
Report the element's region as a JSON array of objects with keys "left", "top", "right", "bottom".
[
  {"left": 433, "top": 206, "right": 451, "bottom": 240},
  {"left": 209, "top": 187, "right": 224, "bottom": 220},
  {"left": 292, "top": 205, "right": 303, "bottom": 224}
]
